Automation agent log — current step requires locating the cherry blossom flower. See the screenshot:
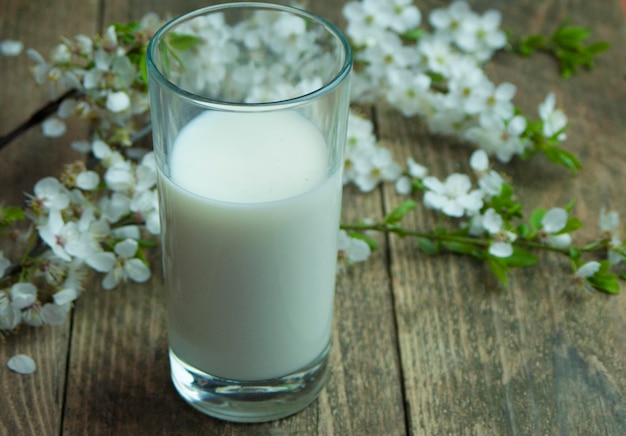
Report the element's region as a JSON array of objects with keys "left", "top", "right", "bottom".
[
  {"left": 10, "top": 283, "right": 38, "bottom": 310},
  {"left": 599, "top": 209, "right": 624, "bottom": 265},
  {"left": 465, "top": 114, "right": 530, "bottom": 163},
  {"left": 385, "top": 69, "right": 432, "bottom": 117},
  {"left": 395, "top": 157, "right": 429, "bottom": 195},
  {"left": 538, "top": 208, "right": 572, "bottom": 249},
  {"left": 31, "top": 177, "right": 71, "bottom": 213},
  {"left": 423, "top": 173, "right": 483, "bottom": 217},
  {"left": 429, "top": 1, "right": 474, "bottom": 43},
  {"left": 539, "top": 92, "right": 567, "bottom": 141},
  {"left": 343, "top": 0, "right": 389, "bottom": 46},
  {"left": 101, "top": 239, "right": 151, "bottom": 290},
  {"left": 469, "top": 150, "right": 504, "bottom": 197},
  {"left": 482, "top": 208, "right": 517, "bottom": 257},
  {"left": 352, "top": 147, "right": 402, "bottom": 192},
  {"left": 337, "top": 230, "right": 371, "bottom": 271},
  {"left": 454, "top": 8, "right": 507, "bottom": 61}
]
